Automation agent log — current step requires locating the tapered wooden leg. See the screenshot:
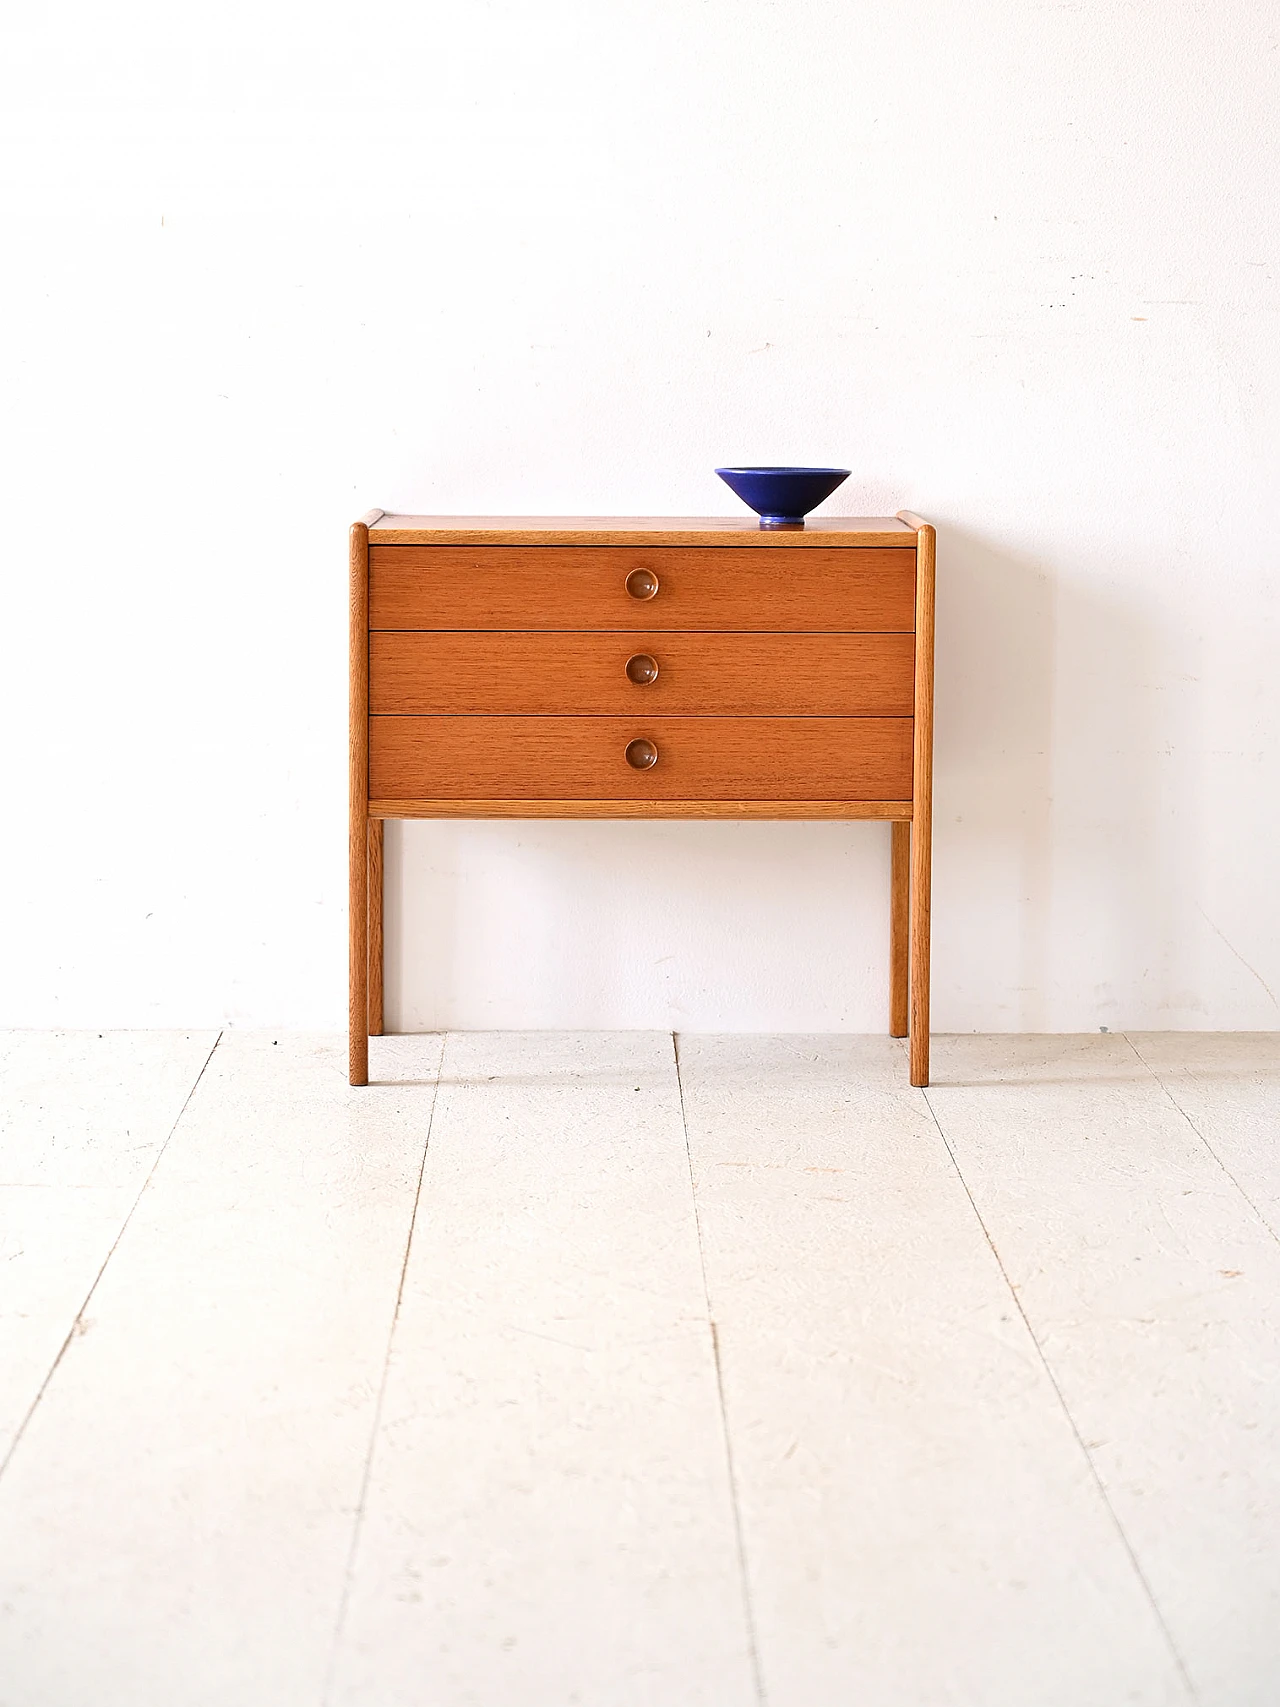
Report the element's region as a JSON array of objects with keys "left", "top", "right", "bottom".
[
  {"left": 909, "top": 808, "right": 931, "bottom": 1087},
  {"left": 349, "top": 514, "right": 373, "bottom": 1086},
  {"left": 890, "top": 820, "right": 910, "bottom": 1037},
  {"left": 349, "top": 811, "right": 369, "bottom": 1086},
  {"left": 905, "top": 513, "right": 935, "bottom": 1088},
  {"left": 367, "top": 818, "right": 384, "bottom": 1037}
]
